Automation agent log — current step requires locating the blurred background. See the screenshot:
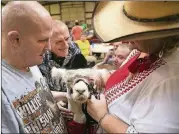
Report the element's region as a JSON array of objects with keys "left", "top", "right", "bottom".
[{"left": 1, "top": 1, "right": 97, "bottom": 31}]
